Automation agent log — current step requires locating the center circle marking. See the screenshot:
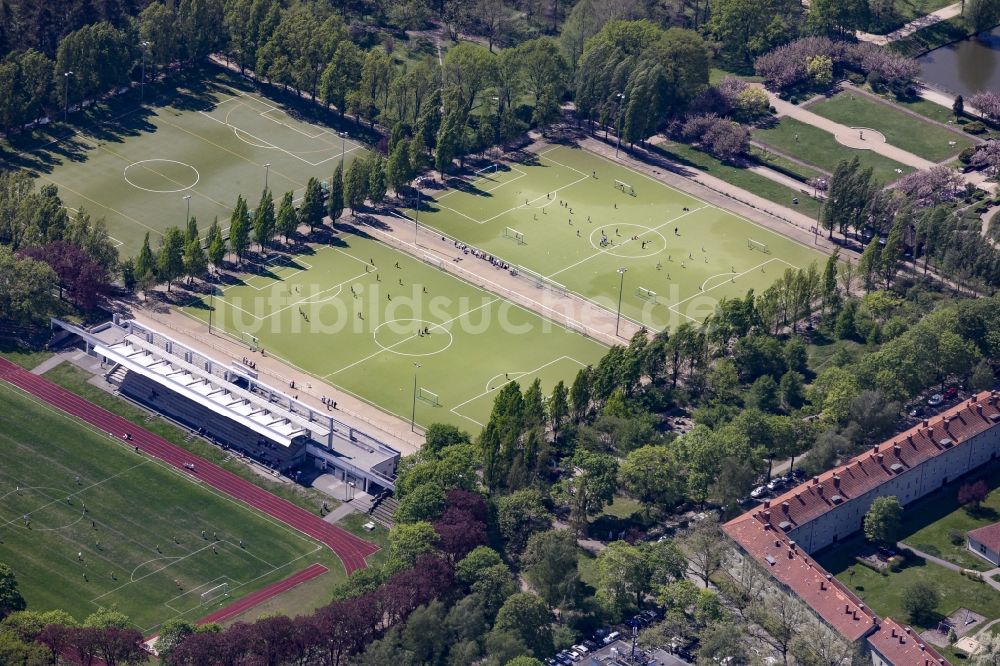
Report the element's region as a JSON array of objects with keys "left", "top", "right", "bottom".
[
  {"left": 373, "top": 319, "right": 454, "bottom": 357},
  {"left": 589, "top": 223, "right": 667, "bottom": 258},
  {"left": 124, "top": 159, "right": 200, "bottom": 193},
  {"left": 0, "top": 486, "right": 85, "bottom": 531}
]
